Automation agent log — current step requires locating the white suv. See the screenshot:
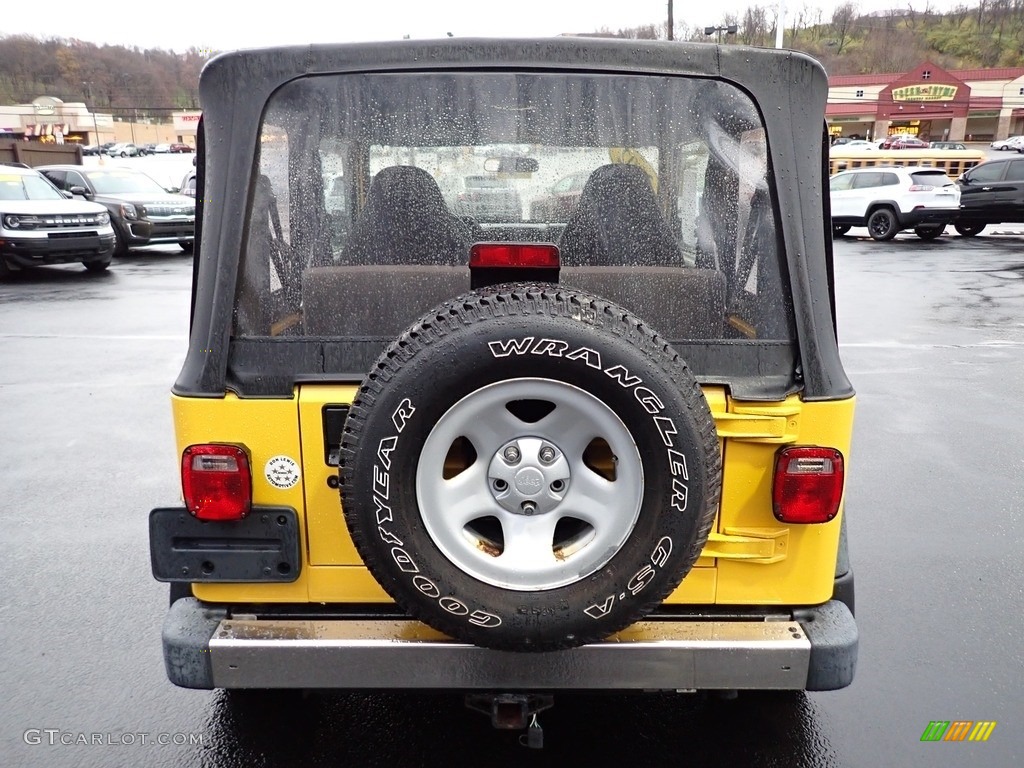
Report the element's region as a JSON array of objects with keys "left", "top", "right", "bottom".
[
  {"left": 830, "top": 166, "right": 961, "bottom": 241},
  {"left": 990, "top": 136, "right": 1024, "bottom": 151}
]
